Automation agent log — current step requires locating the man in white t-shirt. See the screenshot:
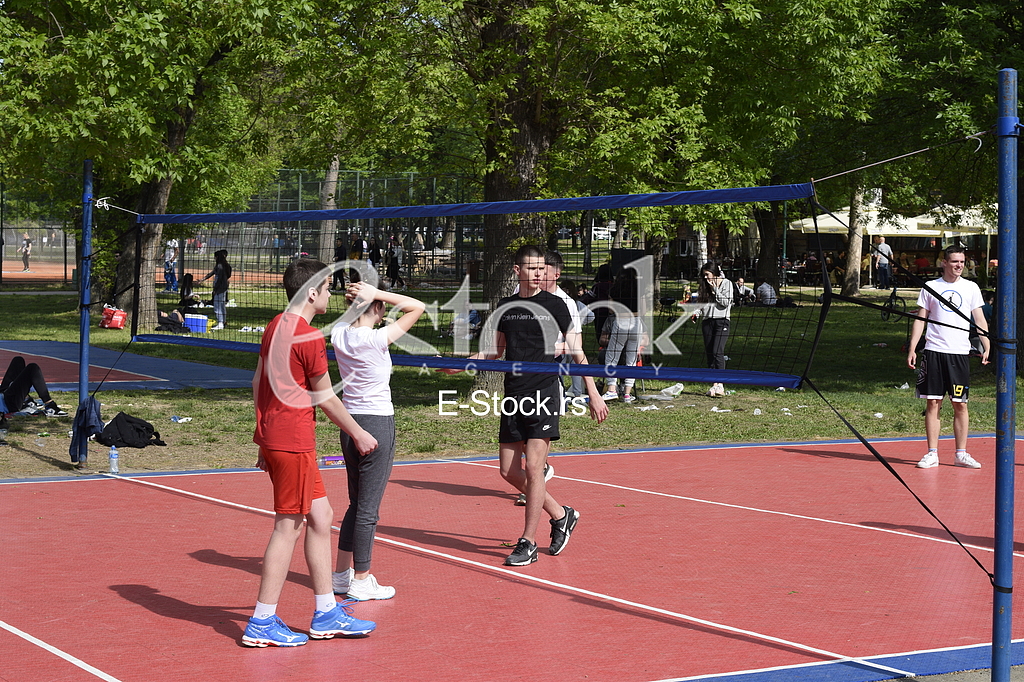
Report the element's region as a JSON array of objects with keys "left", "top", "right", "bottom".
[
  {"left": 907, "top": 245, "right": 989, "bottom": 469},
  {"left": 873, "top": 236, "right": 894, "bottom": 290}
]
